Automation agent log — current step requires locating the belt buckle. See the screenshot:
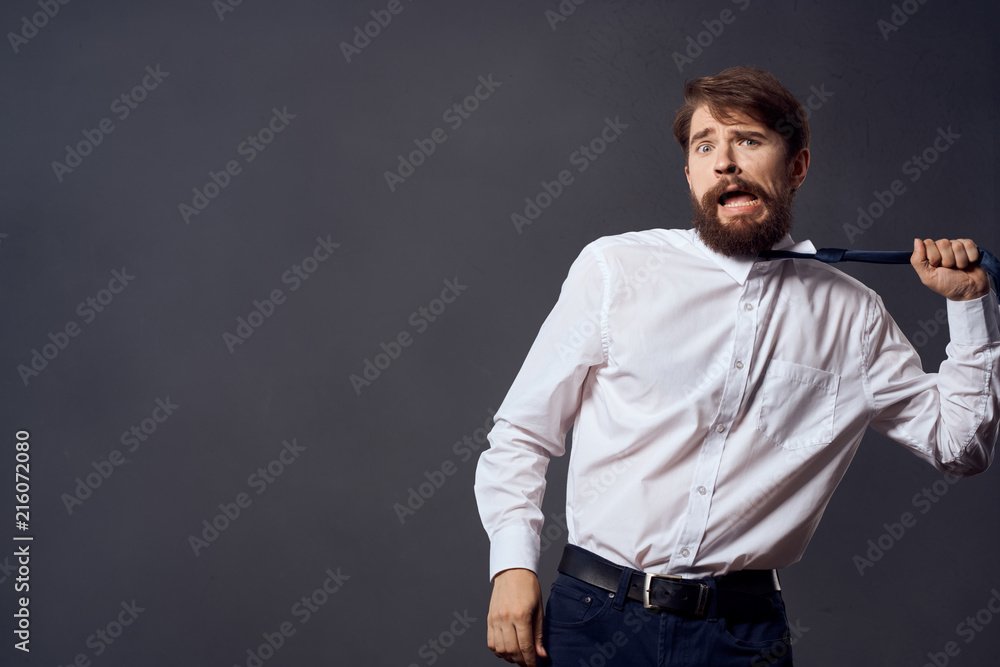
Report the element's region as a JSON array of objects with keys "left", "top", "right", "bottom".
[{"left": 643, "top": 572, "right": 711, "bottom": 617}]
